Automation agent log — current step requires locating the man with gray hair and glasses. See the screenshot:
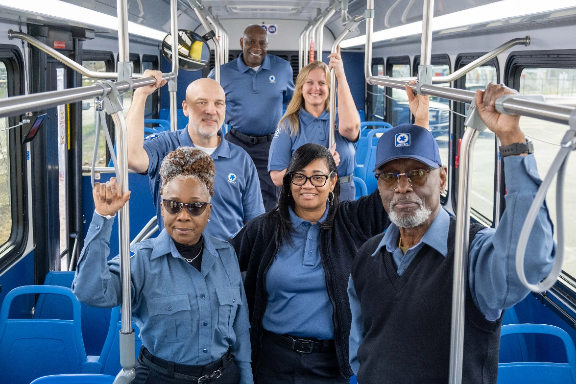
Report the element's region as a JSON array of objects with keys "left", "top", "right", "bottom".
[{"left": 348, "top": 83, "right": 555, "bottom": 384}]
